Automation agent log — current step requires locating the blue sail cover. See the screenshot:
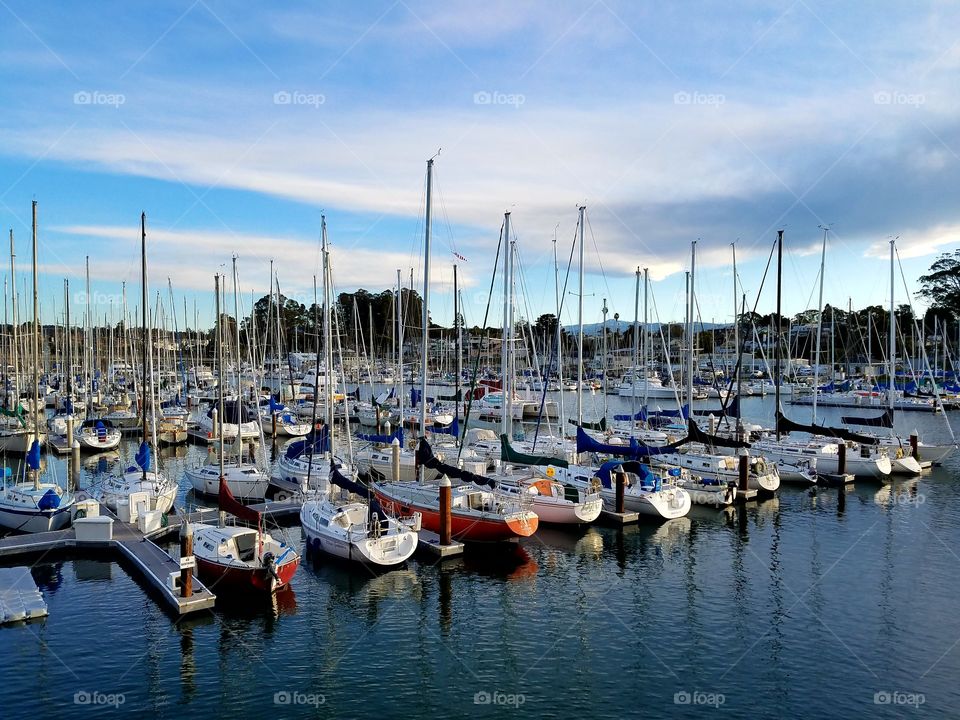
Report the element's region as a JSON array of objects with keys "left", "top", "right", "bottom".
[
  {"left": 356, "top": 428, "right": 404, "bottom": 445},
  {"left": 135, "top": 441, "right": 152, "bottom": 472},
  {"left": 284, "top": 426, "right": 330, "bottom": 460},
  {"left": 596, "top": 460, "right": 661, "bottom": 491},
  {"left": 37, "top": 487, "right": 61, "bottom": 510},
  {"left": 269, "top": 394, "right": 284, "bottom": 413},
  {"left": 415, "top": 438, "right": 496, "bottom": 488},
  {"left": 411, "top": 388, "right": 421, "bottom": 407},
  {"left": 575, "top": 427, "right": 683, "bottom": 458},
  {"left": 64, "top": 398, "right": 74, "bottom": 414},
  {"left": 432, "top": 416, "right": 459, "bottom": 438},
  {"left": 26, "top": 440, "right": 41, "bottom": 471}
]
